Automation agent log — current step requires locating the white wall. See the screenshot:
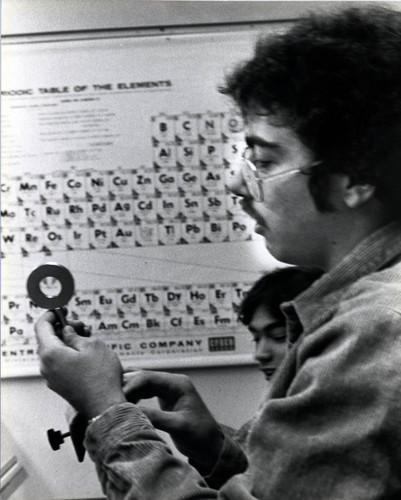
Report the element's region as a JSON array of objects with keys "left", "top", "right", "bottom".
[
  {"left": 2, "top": 1, "right": 399, "bottom": 499},
  {"left": 2, "top": 1, "right": 381, "bottom": 36}
]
